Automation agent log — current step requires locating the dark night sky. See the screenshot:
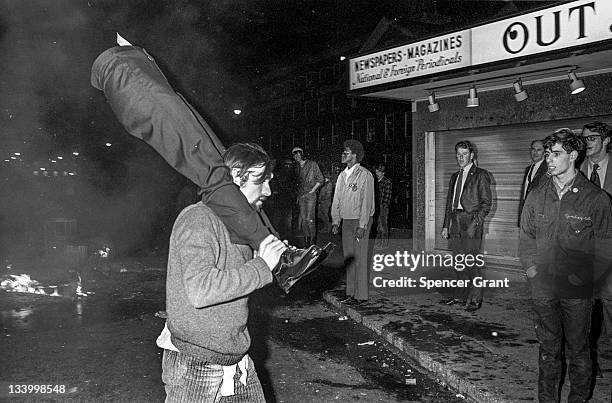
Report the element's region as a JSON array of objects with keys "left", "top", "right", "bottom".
[
  {"left": 0, "top": 0, "right": 554, "bottom": 255},
  {"left": 0, "top": 0, "right": 554, "bottom": 164}
]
